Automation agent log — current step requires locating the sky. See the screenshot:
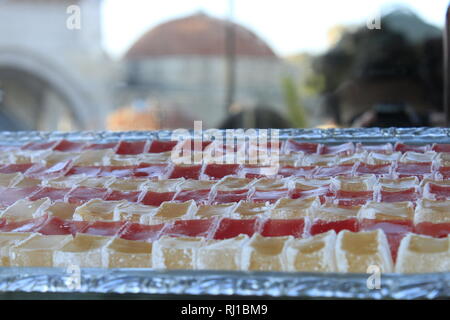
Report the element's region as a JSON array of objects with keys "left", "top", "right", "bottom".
[{"left": 101, "top": 0, "right": 449, "bottom": 59}]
